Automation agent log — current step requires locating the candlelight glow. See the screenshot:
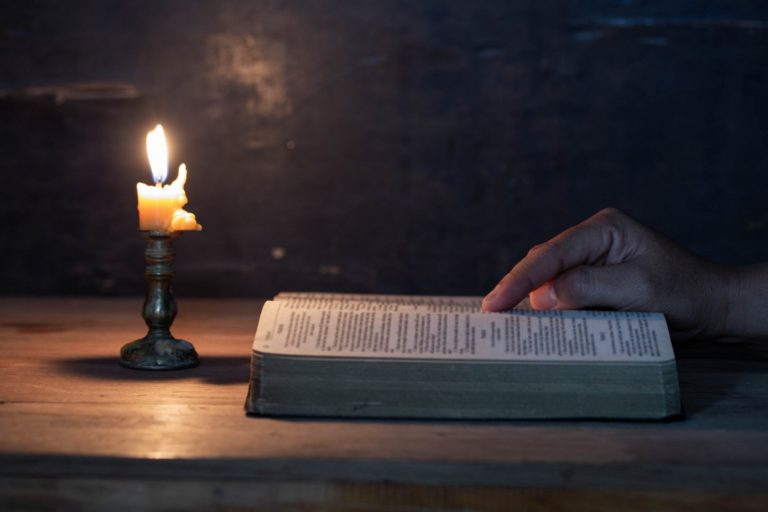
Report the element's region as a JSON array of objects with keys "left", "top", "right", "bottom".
[{"left": 146, "top": 124, "right": 169, "bottom": 184}]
